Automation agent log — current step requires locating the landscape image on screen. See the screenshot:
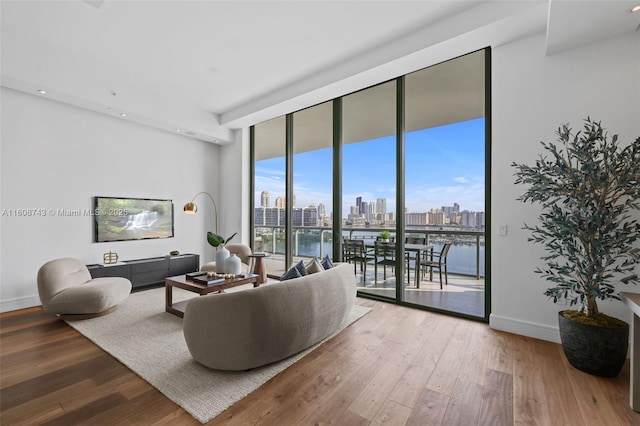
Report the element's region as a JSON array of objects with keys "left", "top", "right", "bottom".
[{"left": 94, "top": 197, "right": 174, "bottom": 242}]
